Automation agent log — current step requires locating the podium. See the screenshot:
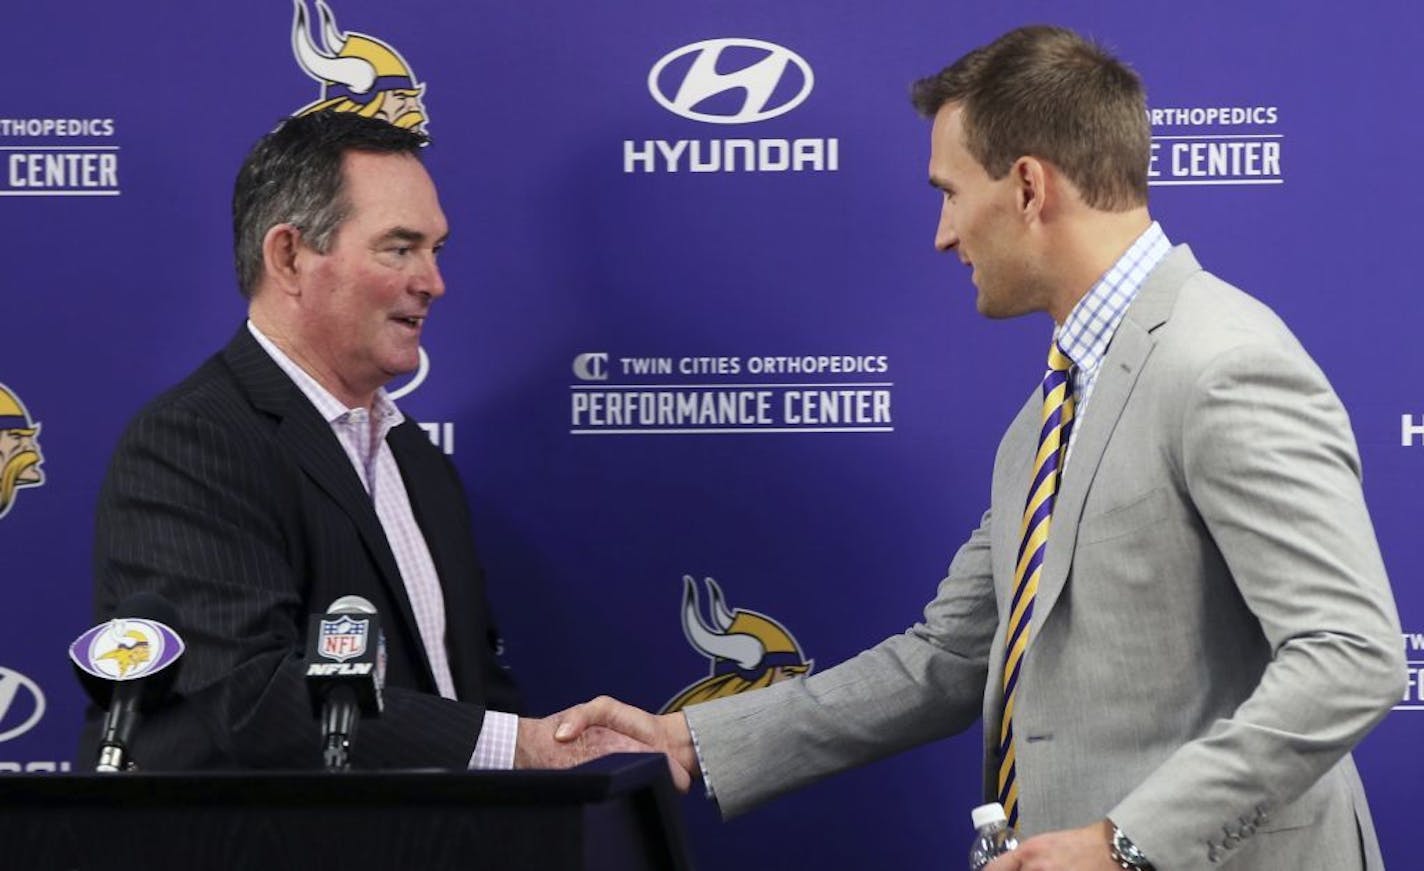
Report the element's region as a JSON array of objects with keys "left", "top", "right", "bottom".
[{"left": 0, "top": 753, "right": 693, "bottom": 870}]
